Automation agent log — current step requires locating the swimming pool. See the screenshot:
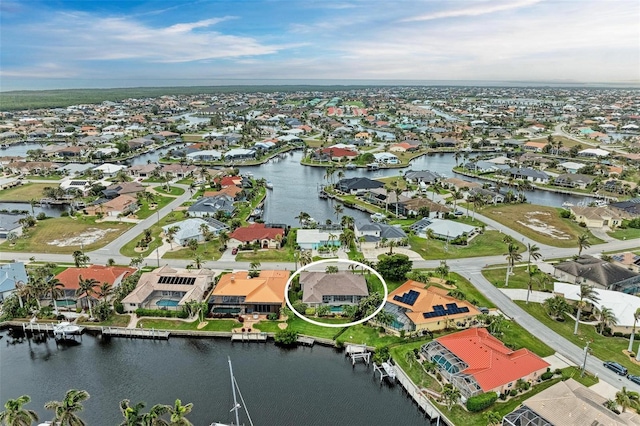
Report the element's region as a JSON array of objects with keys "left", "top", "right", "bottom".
[
  {"left": 330, "top": 306, "right": 343, "bottom": 313},
  {"left": 156, "top": 299, "right": 180, "bottom": 307},
  {"left": 55, "top": 300, "right": 76, "bottom": 307}
]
